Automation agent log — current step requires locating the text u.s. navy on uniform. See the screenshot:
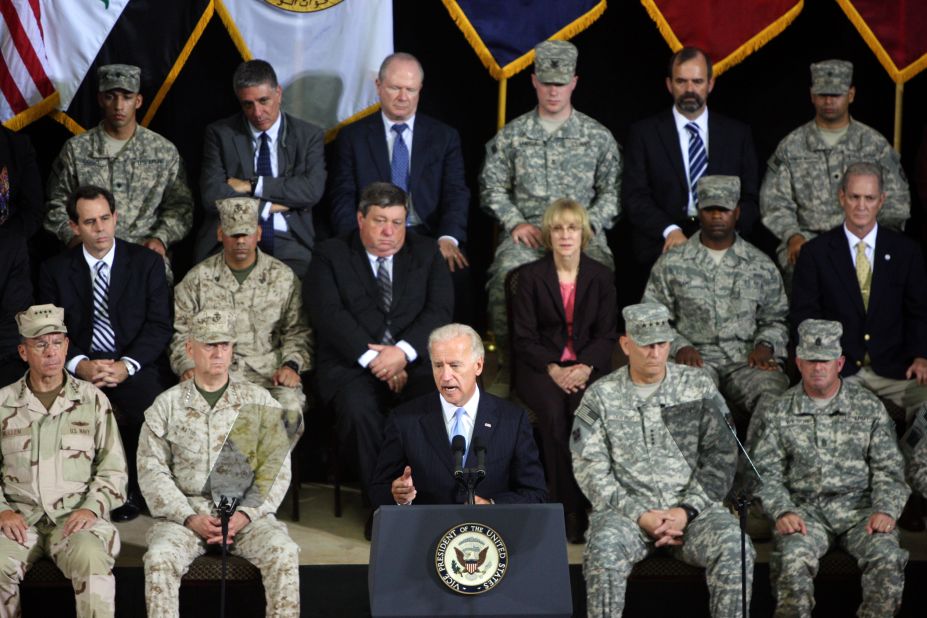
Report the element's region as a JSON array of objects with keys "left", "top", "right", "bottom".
[
  {"left": 751, "top": 319, "right": 909, "bottom": 618},
  {"left": 572, "top": 302, "right": 751, "bottom": 617}
]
